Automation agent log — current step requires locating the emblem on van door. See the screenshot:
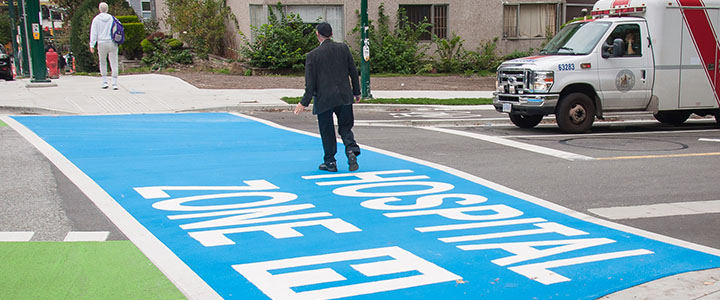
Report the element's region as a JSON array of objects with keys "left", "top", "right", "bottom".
[{"left": 615, "top": 69, "right": 635, "bottom": 92}]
